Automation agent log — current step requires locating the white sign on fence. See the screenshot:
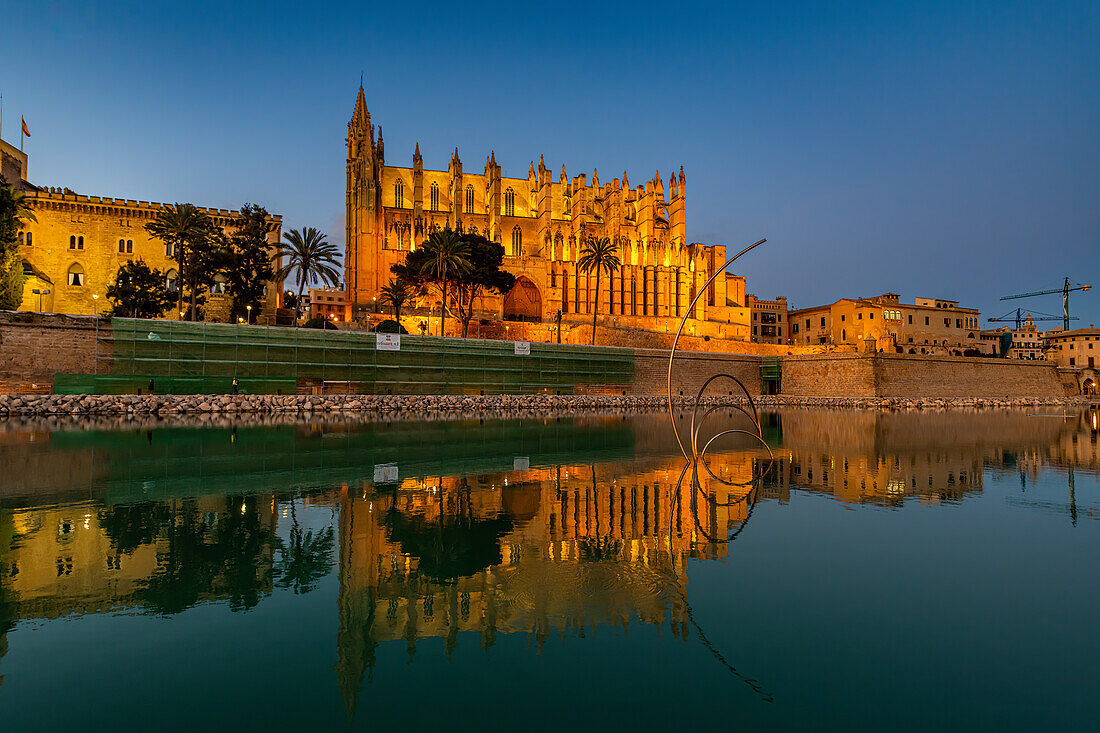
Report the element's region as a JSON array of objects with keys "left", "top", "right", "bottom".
[
  {"left": 373, "top": 463, "right": 399, "bottom": 483},
  {"left": 377, "top": 333, "right": 401, "bottom": 351},
  {"left": 513, "top": 457, "right": 530, "bottom": 471},
  {"left": 514, "top": 341, "right": 530, "bottom": 355}
]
